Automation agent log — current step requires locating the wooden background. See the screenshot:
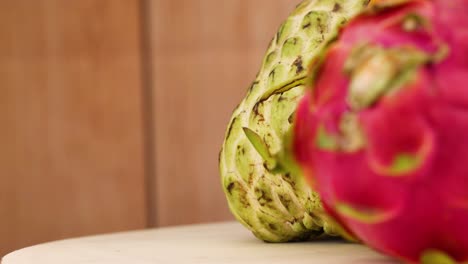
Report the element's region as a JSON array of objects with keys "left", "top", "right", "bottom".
[{"left": 0, "top": 0, "right": 297, "bottom": 257}]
